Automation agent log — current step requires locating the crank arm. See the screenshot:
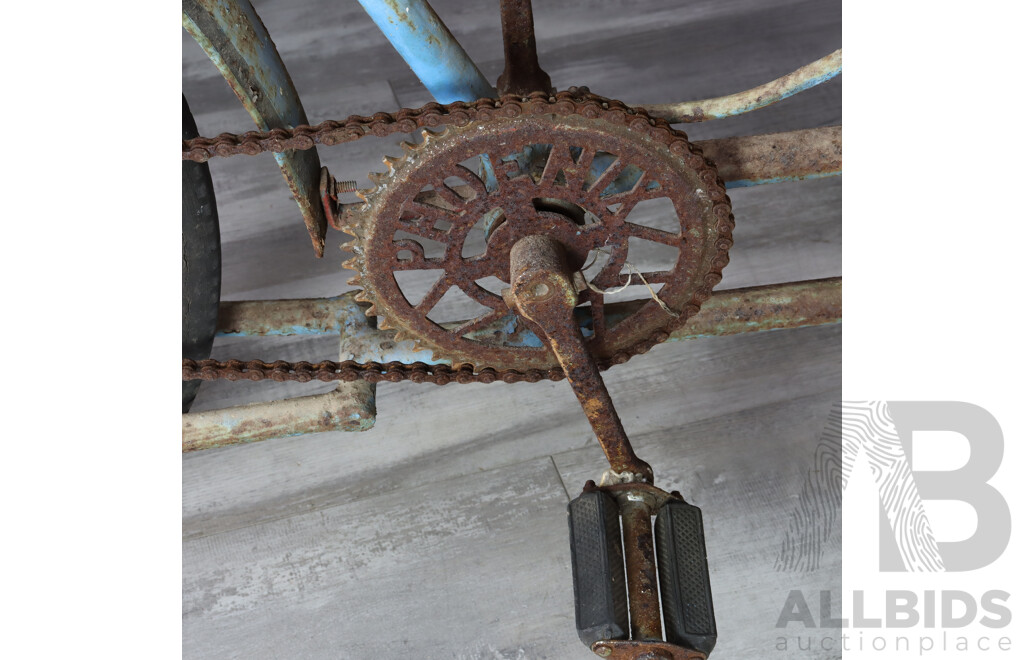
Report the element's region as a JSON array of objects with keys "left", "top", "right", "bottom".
[
  {"left": 507, "top": 234, "right": 653, "bottom": 483},
  {"left": 506, "top": 235, "right": 717, "bottom": 657}
]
